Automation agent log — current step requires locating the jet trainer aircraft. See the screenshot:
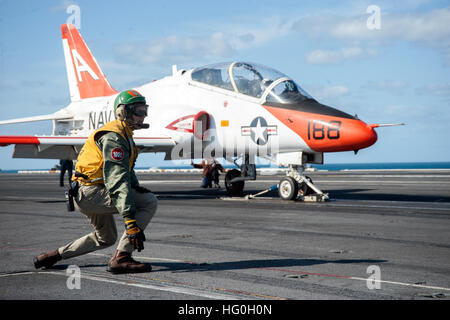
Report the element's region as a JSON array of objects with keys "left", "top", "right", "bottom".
[{"left": 0, "top": 24, "right": 398, "bottom": 200}]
